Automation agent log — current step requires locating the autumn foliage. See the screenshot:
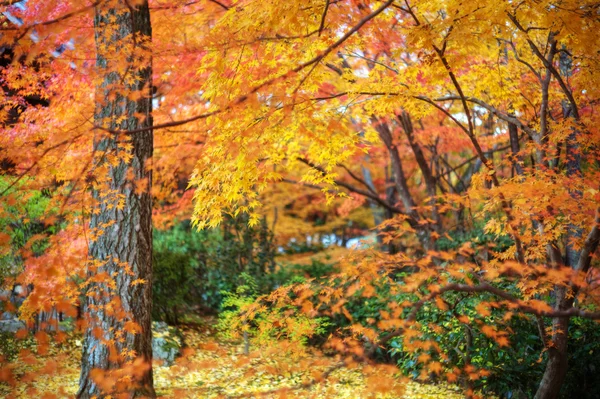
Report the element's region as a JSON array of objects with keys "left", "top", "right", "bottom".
[{"left": 1, "top": 0, "right": 599, "bottom": 398}]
